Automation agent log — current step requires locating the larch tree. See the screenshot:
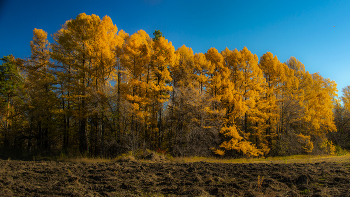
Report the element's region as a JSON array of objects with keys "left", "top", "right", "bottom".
[
  {"left": 0, "top": 12, "right": 343, "bottom": 158},
  {"left": 214, "top": 47, "right": 265, "bottom": 157},
  {"left": 303, "top": 73, "right": 337, "bottom": 136},
  {"left": 86, "top": 15, "right": 121, "bottom": 156},
  {"left": 25, "top": 28, "right": 59, "bottom": 153},
  {"left": 204, "top": 48, "right": 228, "bottom": 135},
  {"left": 205, "top": 47, "right": 230, "bottom": 111},
  {"left": 51, "top": 13, "right": 99, "bottom": 154},
  {"left": 111, "top": 29, "right": 129, "bottom": 151},
  {"left": 238, "top": 47, "right": 269, "bottom": 155},
  {"left": 150, "top": 35, "right": 175, "bottom": 150},
  {"left": 167, "top": 46, "right": 217, "bottom": 156},
  {"left": 168, "top": 45, "right": 195, "bottom": 155},
  {"left": 51, "top": 13, "right": 122, "bottom": 155},
  {"left": 285, "top": 57, "right": 311, "bottom": 131},
  {"left": 284, "top": 57, "right": 337, "bottom": 154},
  {"left": 295, "top": 73, "right": 337, "bottom": 153},
  {"left": 258, "top": 52, "right": 288, "bottom": 148},
  {"left": 120, "top": 29, "right": 152, "bottom": 153},
  {"left": 193, "top": 52, "right": 210, "bottom": 94}
]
